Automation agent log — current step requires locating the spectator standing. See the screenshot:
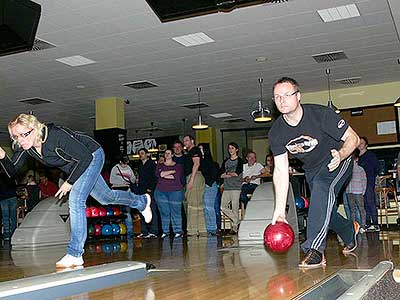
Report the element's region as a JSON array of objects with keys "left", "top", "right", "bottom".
[
  {"left": 199, "top": 143, "right": 218, "bottom": 236},
  {"left": 0, "top": 169, "right": 17, "bottom": 240},
  {"left": 221, "top": 142, "right": 243, "bottom": 234},
  {"left": 110, "top": 155, "right": 136, "bottom": 237},
  {"left": 137, "top": 148, "right": 159, "bottom": 238},
  {"left": 155, "top": 149, "right": 185, "bottom": 238},
  {"left": 183, "top": 135, "right": 206, "bottom": 236},
  {"left": 358, "top": 136, "right": 380, "bottom": 232},
  {"left": 346, "top": 150, "right": 367, "bottom": 233}
]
